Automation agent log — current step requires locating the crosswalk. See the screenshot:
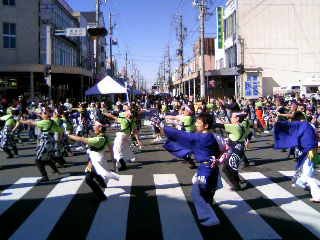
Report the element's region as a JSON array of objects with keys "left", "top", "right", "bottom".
[{"left": 1, "top": 171, "right": 320, "bottom": 239}]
